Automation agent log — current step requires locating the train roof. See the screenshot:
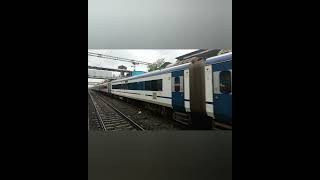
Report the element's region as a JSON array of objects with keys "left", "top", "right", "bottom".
[
  {"left": 112, "top": 62, "right": 191, "bottom": 83},
  {"left": 206, "top": 52, "right": 232, "bottom": 65},
  {"left": 111, "top": 52, "right": 232, "bottom": 83}
]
